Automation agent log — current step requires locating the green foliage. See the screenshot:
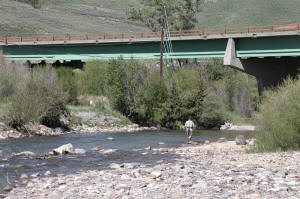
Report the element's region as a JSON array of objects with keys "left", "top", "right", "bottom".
[
  {"left": 78, "top": 61, "right": 107, "bottom": 96},
  {"left": 77, "top": 59, "right": 258, "bottom": 129},
  {"left": 56, "top": 67, "right": 78, "bottom": 104},
  {"left": 0, "top": 58, "right": 27, "bottom": 99},
  {"left": 7, "top": 67, "right": 68, "bottom": 129},
  {"left": 128, "top": 0, "right": 204, "bottom": 31},
  {"left": 253, "top": 76, "right": 300, "bottom": 152}
]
